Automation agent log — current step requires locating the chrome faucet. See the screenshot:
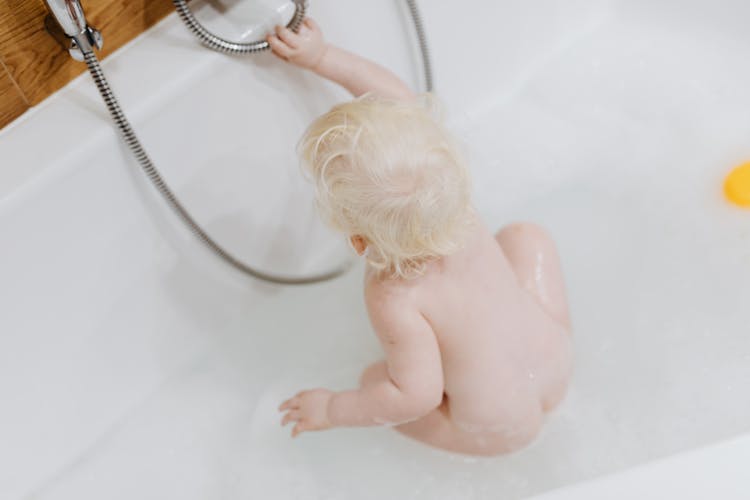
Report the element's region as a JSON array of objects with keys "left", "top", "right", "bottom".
[{"left": 43, "top": 0, "right": 103, "bottom": 61}]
